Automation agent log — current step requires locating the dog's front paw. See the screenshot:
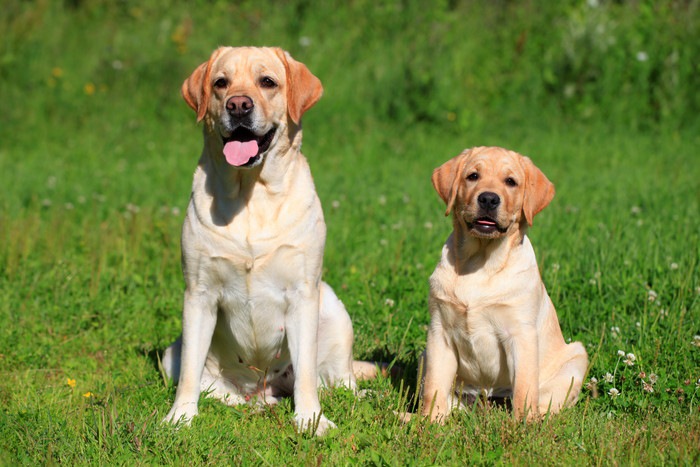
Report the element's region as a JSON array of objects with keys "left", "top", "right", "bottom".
[
  {"left": 294, "top": 412, "right": 336, "bottom": 436},
  {"left": 163, "top": 403, "right": 198, "bottom": 426}
]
